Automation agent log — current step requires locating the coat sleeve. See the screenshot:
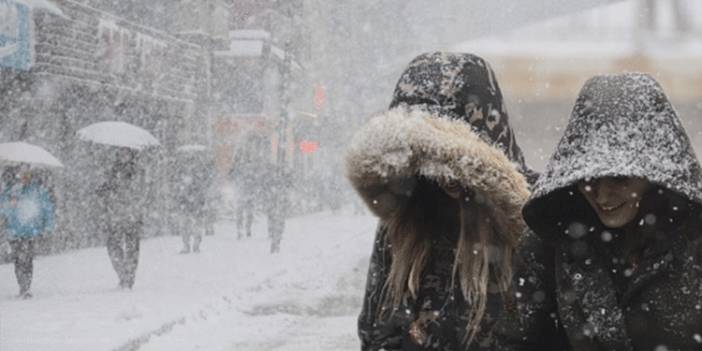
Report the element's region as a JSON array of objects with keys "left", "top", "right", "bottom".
[
  {"left": 136, "top": 171, "right": 149, "bottom": 224},
  {"left": 358, "top": 224, "right": 404, "bottom": 351},
  {"left": 490, "top": 231, "right": 570, "bottom": 351}
]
